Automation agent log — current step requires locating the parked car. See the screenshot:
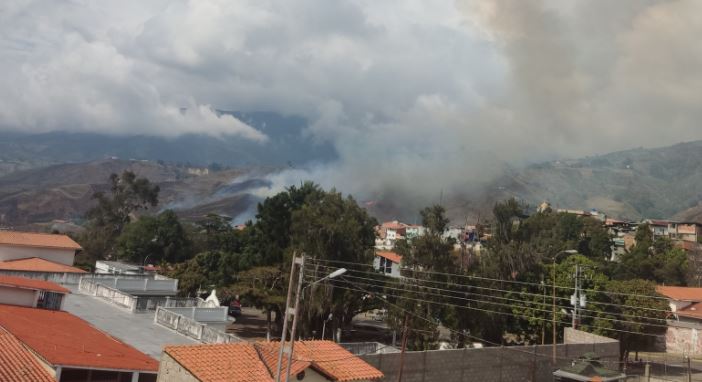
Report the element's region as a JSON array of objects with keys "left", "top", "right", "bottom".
[{"left": 228, "top": 300, "right": 242, "bottom": 317}]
